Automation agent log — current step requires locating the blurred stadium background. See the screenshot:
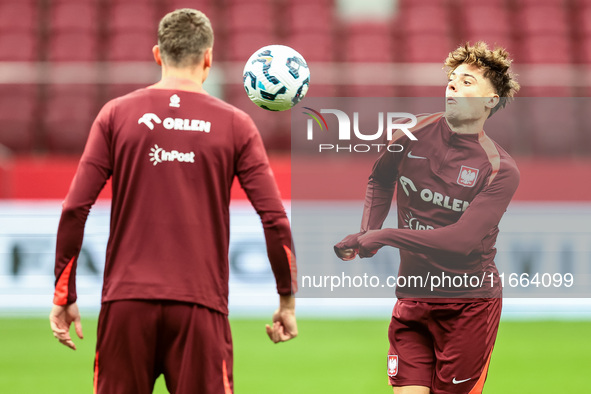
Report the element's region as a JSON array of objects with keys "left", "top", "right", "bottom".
[{"left": 0, "top": 0, "right": 590, "bottom": 393}]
